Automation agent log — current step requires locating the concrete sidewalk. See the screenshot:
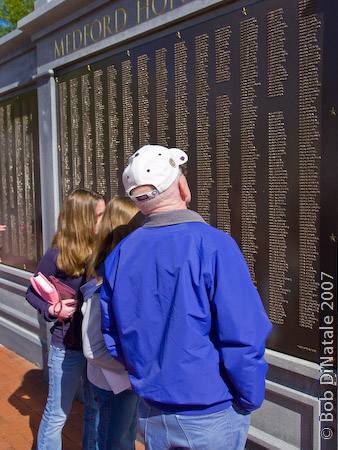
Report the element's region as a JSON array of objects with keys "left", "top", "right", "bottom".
[{"left": 0, "top": 345, "right": 144, "bottom": 450}]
